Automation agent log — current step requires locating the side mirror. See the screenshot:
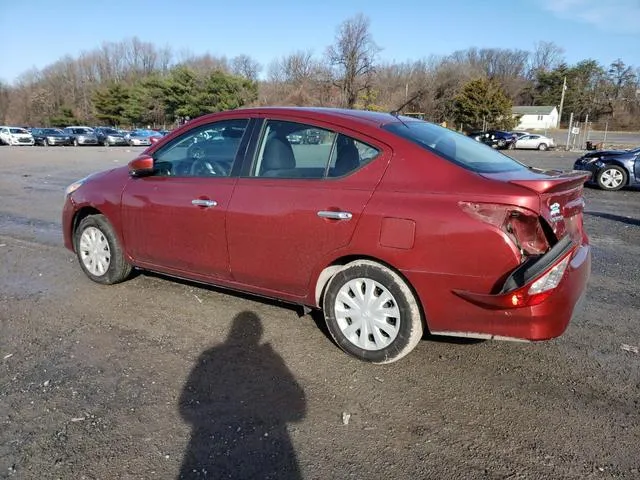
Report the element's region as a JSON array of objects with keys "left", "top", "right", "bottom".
[{"left": 128, "top": 154, "right": 154, "bottom": 177}]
